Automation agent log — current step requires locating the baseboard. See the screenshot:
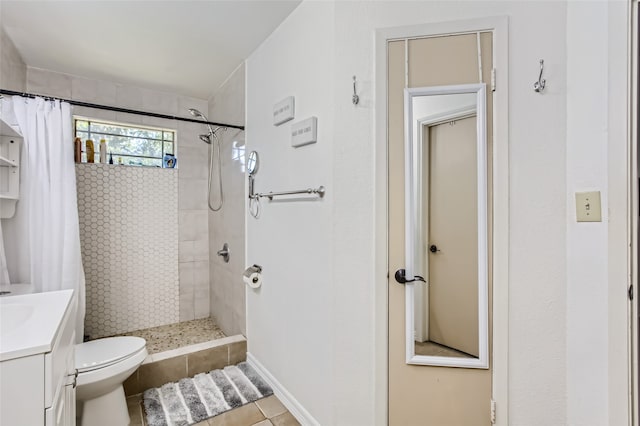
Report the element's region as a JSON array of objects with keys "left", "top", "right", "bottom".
[{"left": 246, "top": 352, "right": 320, "bottom": 426}]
